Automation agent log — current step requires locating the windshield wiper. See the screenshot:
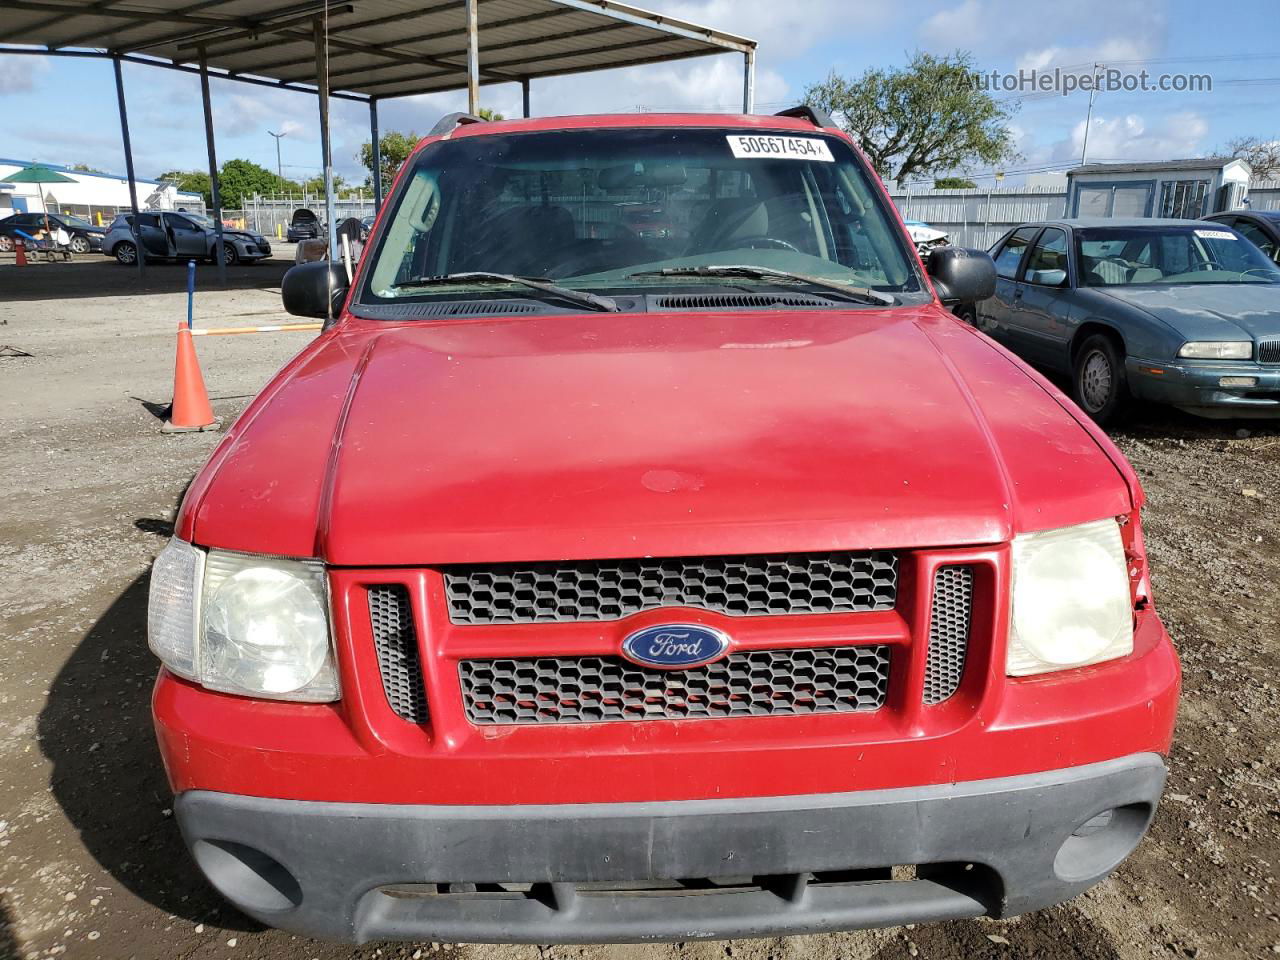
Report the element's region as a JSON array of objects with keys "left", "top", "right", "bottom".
[
  {"left": 626, "top": 265, "right": 896, "bottom": 306},
  {"left": 395, "top": 272, "right": 620, "bottom": 313}
]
